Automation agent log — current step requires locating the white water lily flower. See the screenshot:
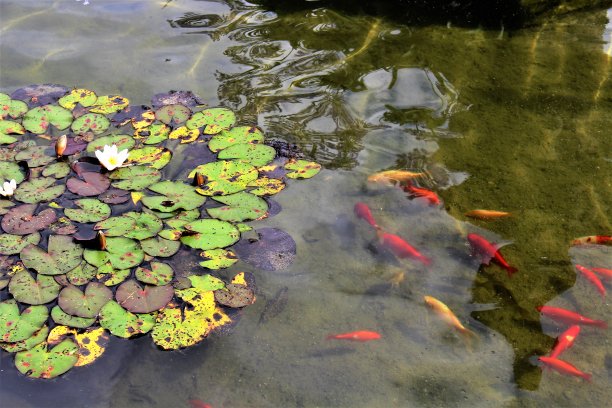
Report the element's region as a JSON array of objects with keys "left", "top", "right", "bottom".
[
  {"left": 0, "top": 179, "right": 17, "bottom": 197},
  {"left": 95, "top": 144, "right": 129, "bottom": 171}
]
